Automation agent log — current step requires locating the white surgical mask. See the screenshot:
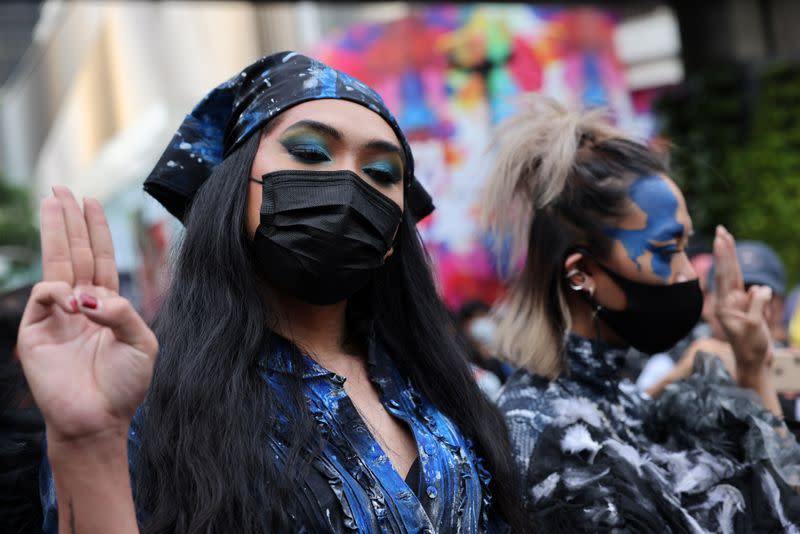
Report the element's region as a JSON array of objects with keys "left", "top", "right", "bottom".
[{"left": 468, "top": 317, "right": 497, "bottom": 348}]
